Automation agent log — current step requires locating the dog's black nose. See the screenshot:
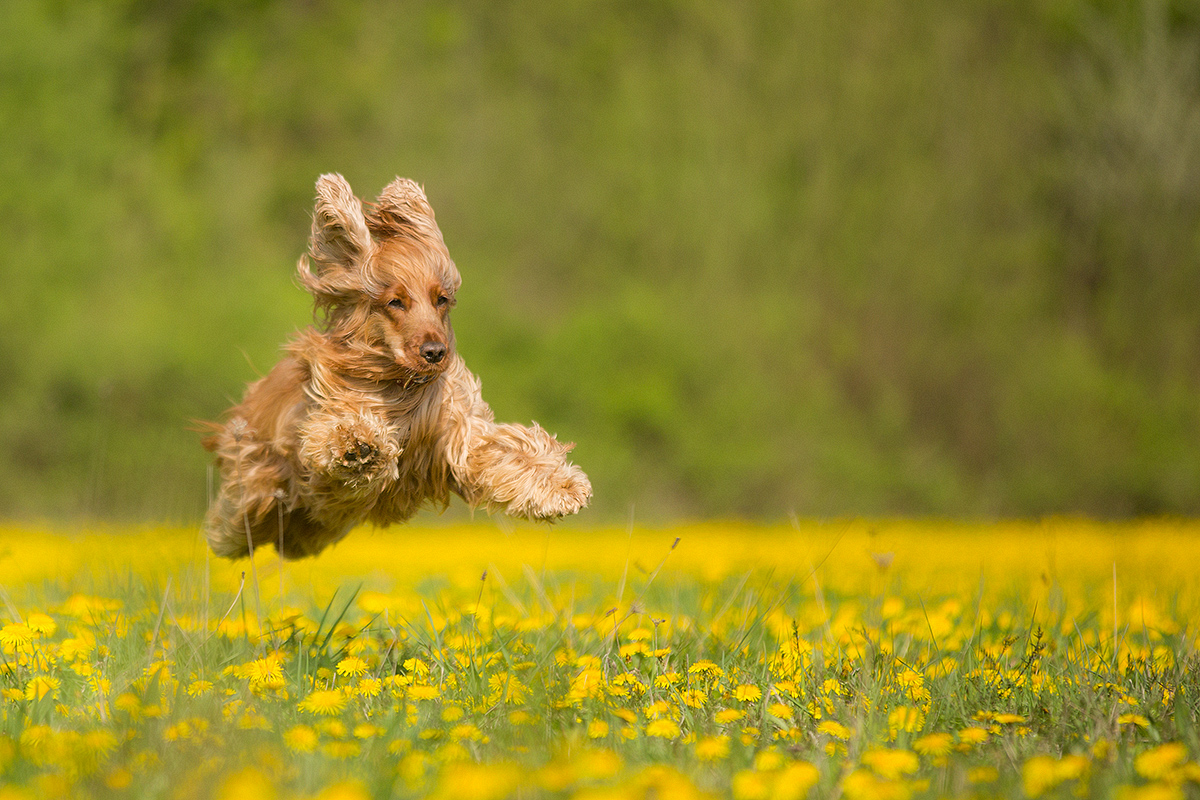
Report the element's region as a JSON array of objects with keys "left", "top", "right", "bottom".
[{"left": 420, "top": 342, "right": 446, "bottom": 364}]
